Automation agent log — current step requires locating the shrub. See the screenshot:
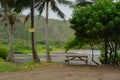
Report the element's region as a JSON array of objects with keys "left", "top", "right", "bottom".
[
  {"left": 0, "top": 47, "right": 8, "bottom": 60},
  {"left": 0, "top": 58, "right": 4, "bottom": 62},
  {"left": 99, "top": 48, "right": 120, "bottom": 65},
  {"left": 117, "top": 53, "right": 120, "bottom": 64},
  {"left": 99, "top": 49, "right": 105, "bottom": 64}
]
